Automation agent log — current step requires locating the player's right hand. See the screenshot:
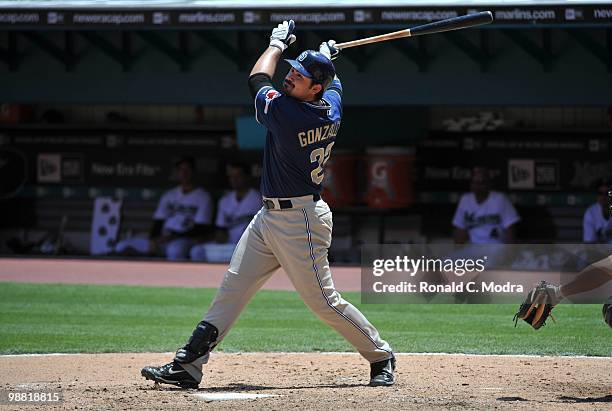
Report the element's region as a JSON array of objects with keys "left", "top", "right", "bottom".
[
  {"left": 269, "top": 20, "right": 296, "bottom": 52},
  {"left": 319, "top": 40, "right": 340, "bottom": 61}
]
